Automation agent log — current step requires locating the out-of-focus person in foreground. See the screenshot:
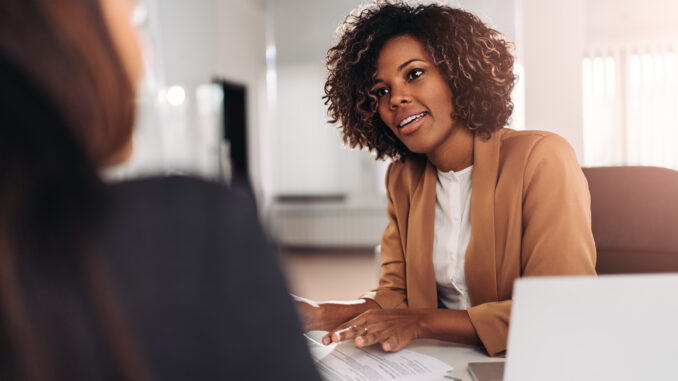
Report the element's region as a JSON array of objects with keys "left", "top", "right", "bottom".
[{"left": 0, "top": 0, "right": 320, "bottom": 379}]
